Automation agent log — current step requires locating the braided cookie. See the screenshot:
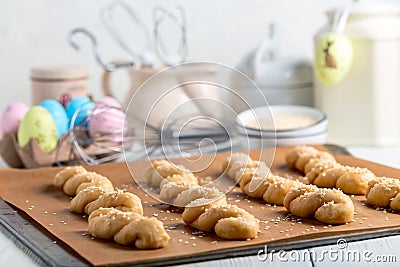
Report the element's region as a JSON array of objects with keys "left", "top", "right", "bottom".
[
  {"left": 145, "top": 160, "right": 199, "bottom": 203},
  {"left": 181, "top": 197, "right": 259, "bottom": 240},
  {"left": 222, "top": 153, "right": 270, "bottom": 182},
  {"left": 88, "top": 208, "right": 170, "bottom": 249},
  {"left": 366, "top": 177, "right": 400, "bottom": 211},
  {"left": 71, "top": 188, "right": 143, "bottom": 215},
  {"left": 307, "top": 162, "right": 375, "bottom": 195},
  {"left": 53, "top": 166, "right": 114, "bottom": 196},
  {"left": 286, "top": 146, "right": 336, "bottom": 173},
  {"left": 158, "top": 173, "right": 199, "bottom": 203},
  {"left": 53, "top": 166, "right": 87, "bottom": 187},
  {"left": 173, "top": 186, "right": 226, "bottom": 207},
  {"left": 145, "top": 159, "right": 198, "bottom": 187},
  {"left": 222, "top": 153, "right": 303, "bottom": 205},
  {"left": 286, "top": 146, "right": 375, "bottom": 195},
  {"left": 53, "top": 167, "right": 170, "bottom": 249},
  {"left": 283, "top": 184, "right": 354, "bottom": 224},
  {"left": 146, "top": 160, "right": 260, "bottom": 239}
]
